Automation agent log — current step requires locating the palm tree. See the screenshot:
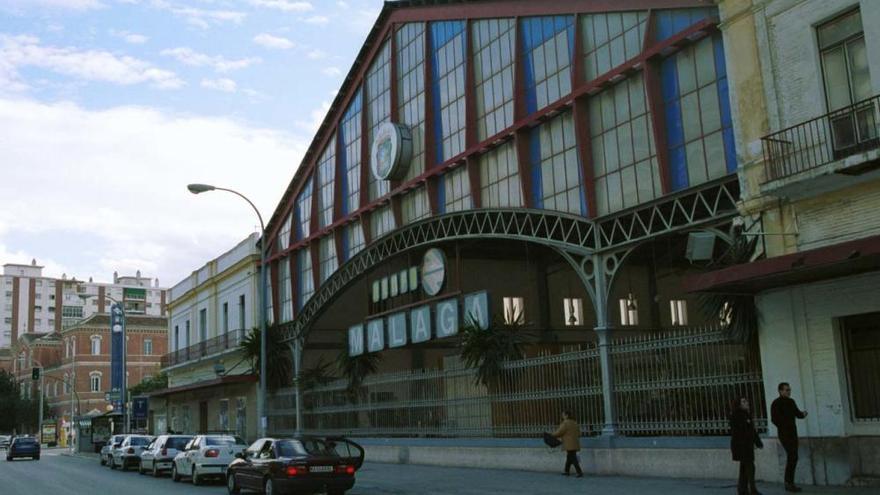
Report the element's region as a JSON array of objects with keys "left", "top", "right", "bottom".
[
  {"left": 698, "top": 233, "right": 760, "bottom": 343},
  {"left": 458, "top": 311, "right": 529, "bottom": 388},
  {"left": 239, "top": 325, "right": 293, "bottom": 391}
]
